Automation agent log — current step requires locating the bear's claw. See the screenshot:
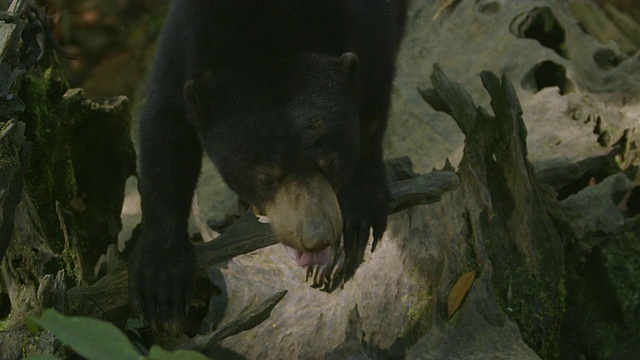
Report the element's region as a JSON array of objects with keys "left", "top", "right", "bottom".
[{"left": 306, "top": 251, "right": 346, "bottom": 292}]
